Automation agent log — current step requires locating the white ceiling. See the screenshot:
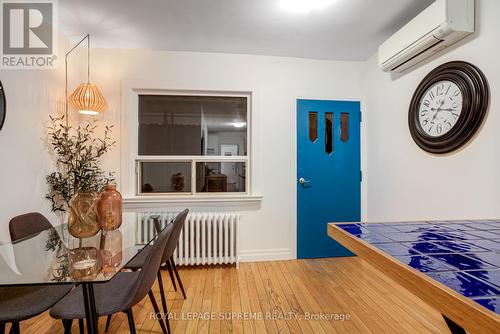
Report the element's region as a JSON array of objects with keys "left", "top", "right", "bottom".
[{"left": 59, "top": 0, "right": 434, "bottom": 61}]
